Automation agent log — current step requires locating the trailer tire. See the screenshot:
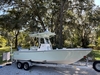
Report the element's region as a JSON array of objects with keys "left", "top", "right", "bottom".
[
  {"left": 17, "top": 62, "right": 23, "bottom": 69},
  {"left": 23, "top": 62, "right": 30, "bottom": 70},
  {"left": 93, "top": 61, "right": 100, "bottom": 72}
]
